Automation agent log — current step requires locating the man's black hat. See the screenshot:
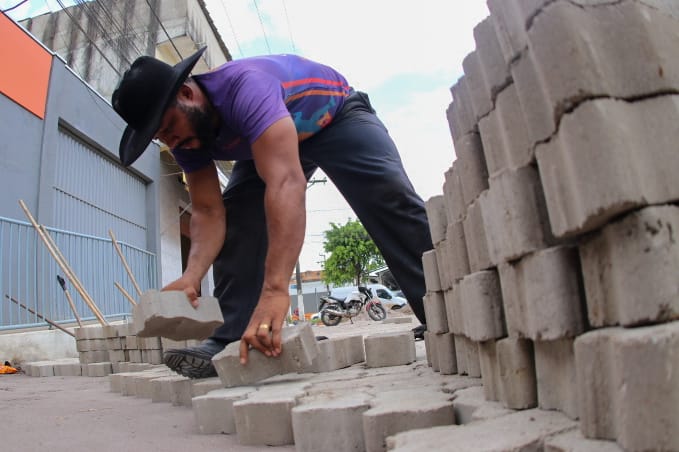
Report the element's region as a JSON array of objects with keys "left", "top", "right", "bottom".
[{"left": 112, "top": 47, "right": 206, "bottom": 167}]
